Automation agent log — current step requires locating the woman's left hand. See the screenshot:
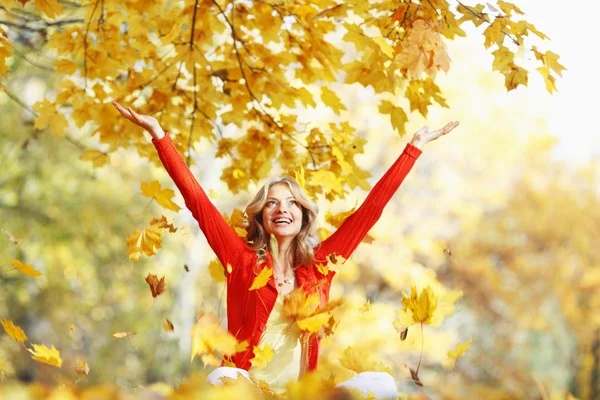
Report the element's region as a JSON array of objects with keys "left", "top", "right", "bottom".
[{"left": 410, "top": 121, "right": 459, "bottom": 149}]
